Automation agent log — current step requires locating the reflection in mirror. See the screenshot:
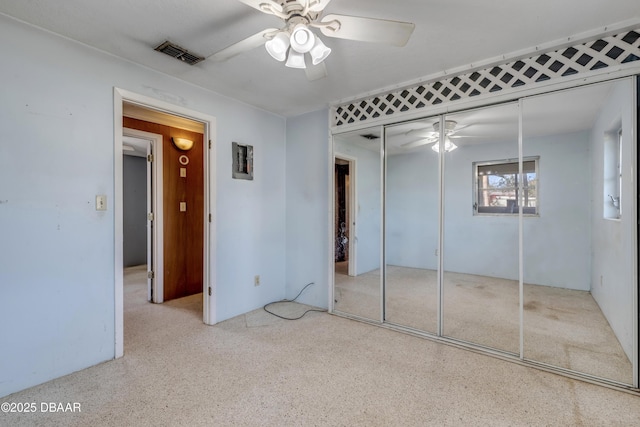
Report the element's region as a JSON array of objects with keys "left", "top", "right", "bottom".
[
  {"left": 384, "top": 118, "right": 440, "bottom": 333},
  {"left": 522, "top": 79, "right": 635, "bottom": 384},
  {"left": 333, "top": 127, "right": 382, "bottom": 321},
  {"left": 442, "top": 103, "right": 520, "bottom": 354}
]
